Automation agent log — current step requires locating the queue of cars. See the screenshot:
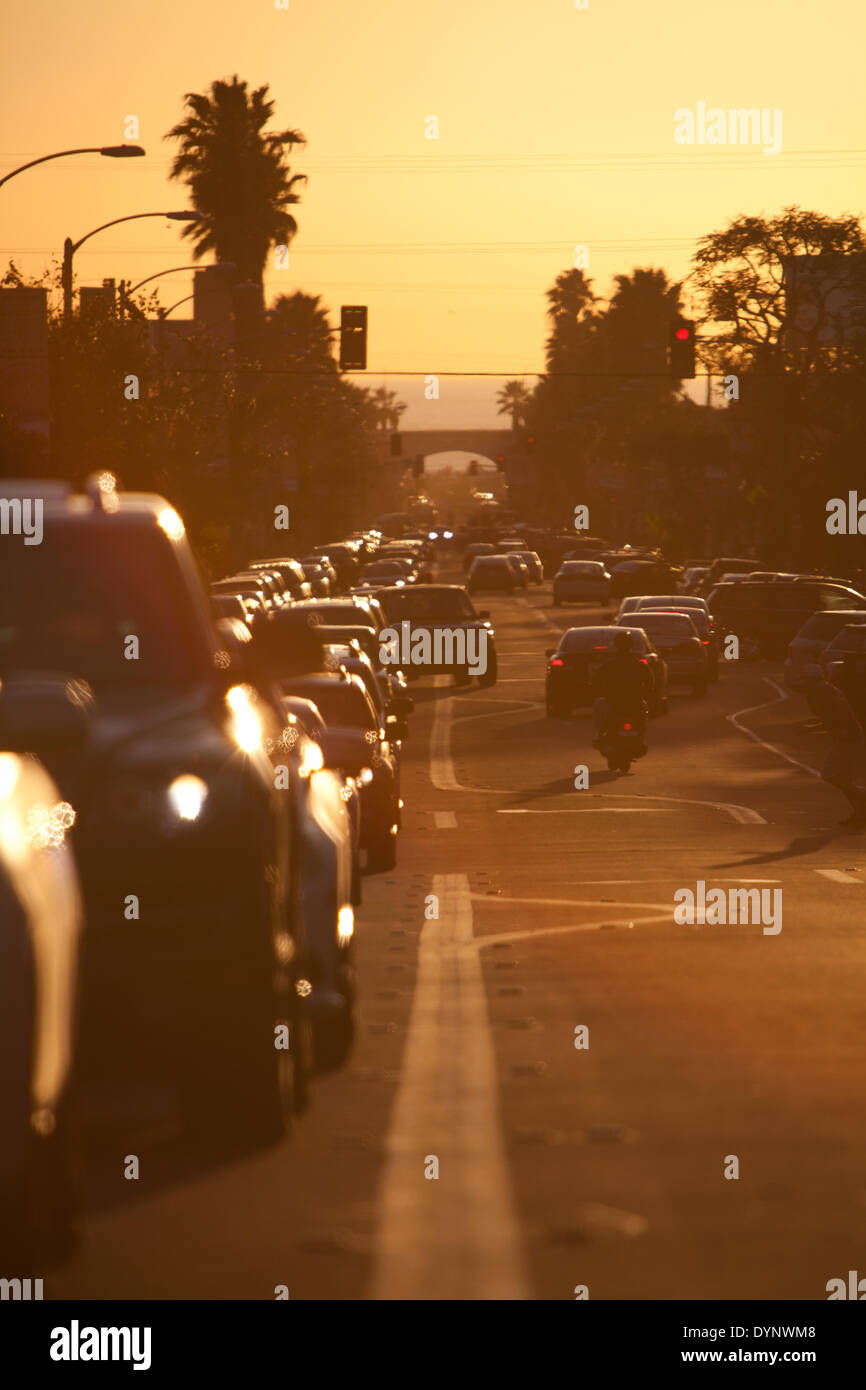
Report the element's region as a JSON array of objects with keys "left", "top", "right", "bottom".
[{"left": 0, "top": 484, "right": 450, "bottom": 1260}]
